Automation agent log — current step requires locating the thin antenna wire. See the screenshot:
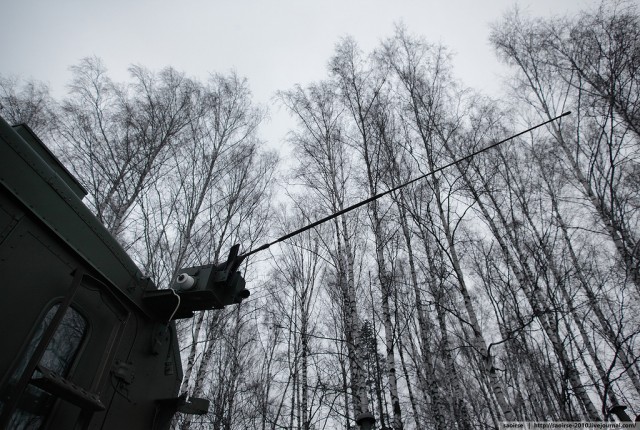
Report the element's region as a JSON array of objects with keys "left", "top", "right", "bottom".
[{"left": 240, "top": 111, "right": 571, "bottom": 259}]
